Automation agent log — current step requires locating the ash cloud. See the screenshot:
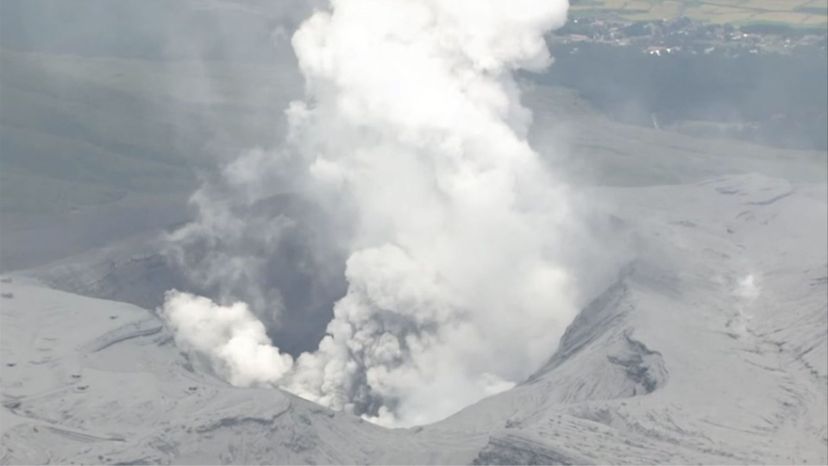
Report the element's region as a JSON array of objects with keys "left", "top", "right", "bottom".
[{"left": 161, "top": 0, "right": 614, "bottom": 427}]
